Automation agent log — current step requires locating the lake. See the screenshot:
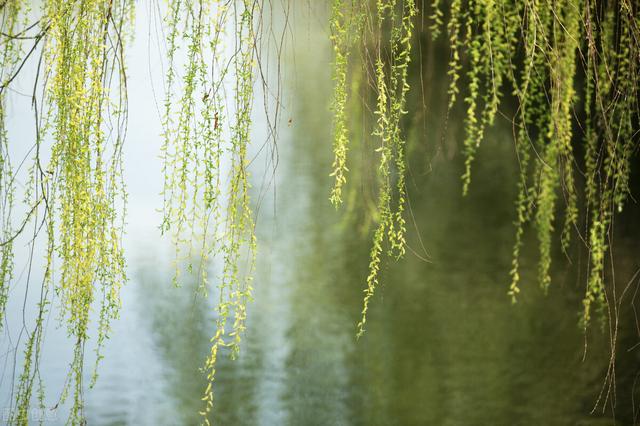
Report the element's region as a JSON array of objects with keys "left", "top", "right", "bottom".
[{"left": 1, "top": 2, "right": 638, "bottom": 425}]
